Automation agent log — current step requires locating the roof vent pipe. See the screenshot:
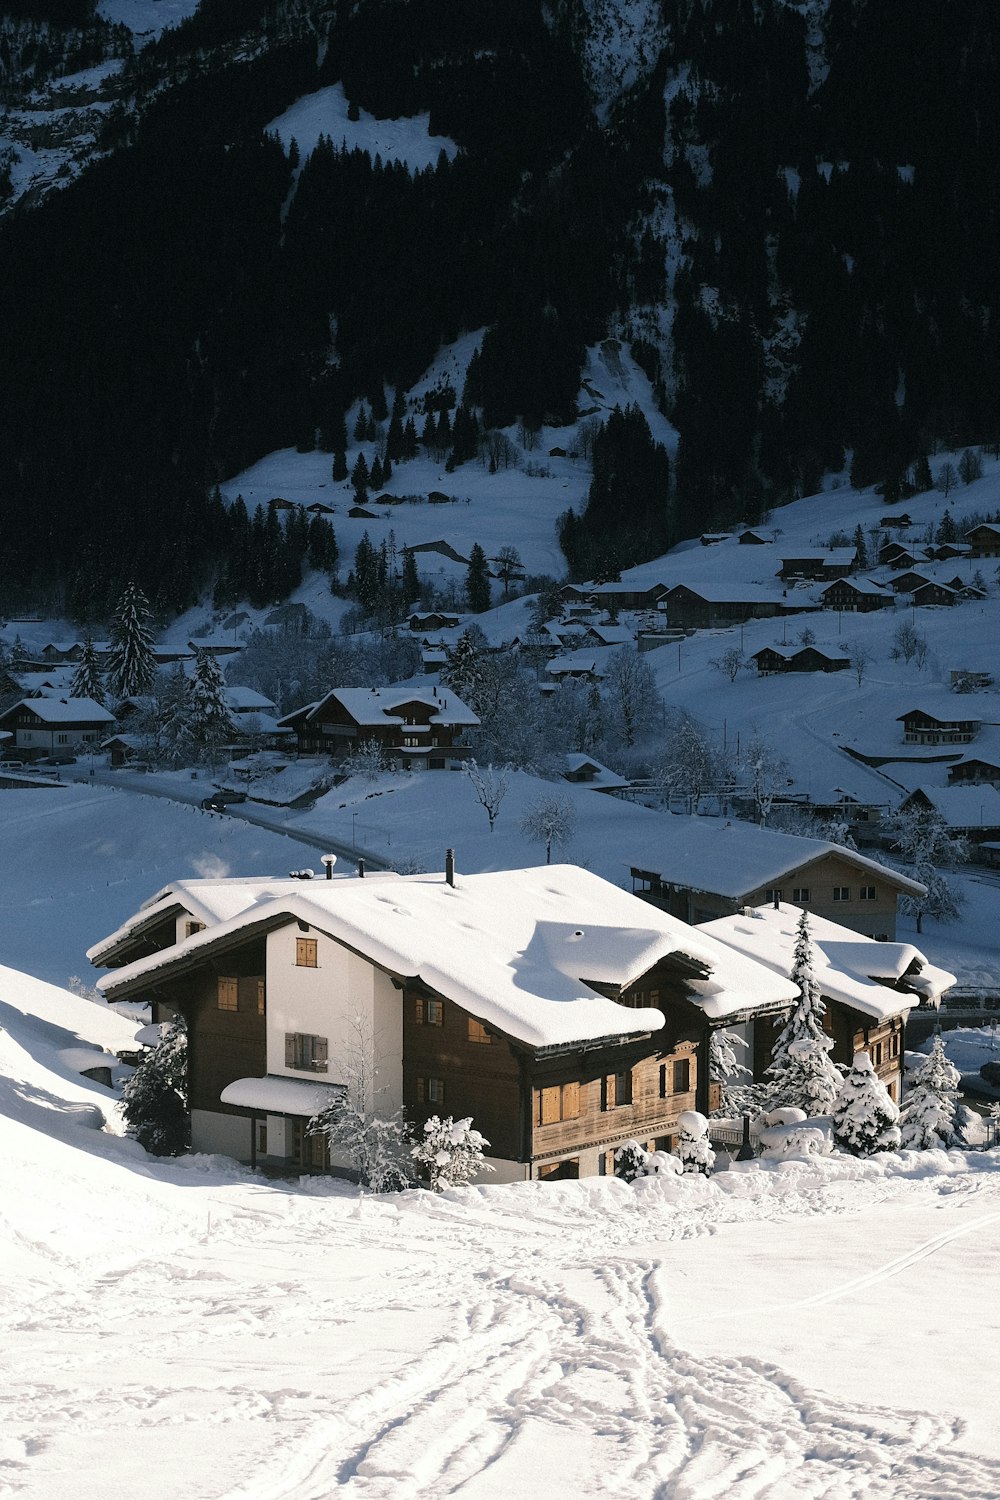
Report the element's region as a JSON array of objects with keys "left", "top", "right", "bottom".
[
  {"left": 357, "top": 859, "right": 365, "bottom": 878},
  {"left": 445, "top": 848, "right": 455, "bottom": 887}
]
